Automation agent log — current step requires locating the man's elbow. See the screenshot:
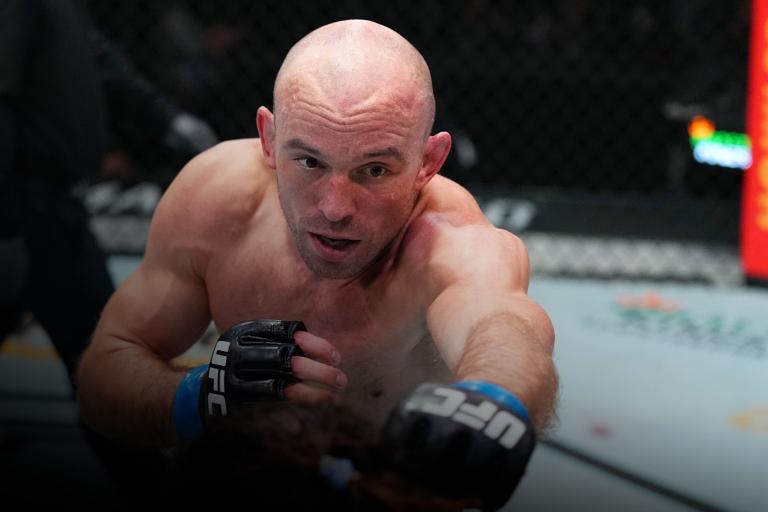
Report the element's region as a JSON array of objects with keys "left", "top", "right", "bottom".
[
  {"left": 74, "top": 322, "right": 124, "bottom": 432},
  {"left": 74, "top": 336, "right": 104, "bottom": 429},
  {"left": 501, "top": 293, "right": 555, "bottom": 354},
  {"left": 498, "top": 297, "right": 555, "bottom": 355}
]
